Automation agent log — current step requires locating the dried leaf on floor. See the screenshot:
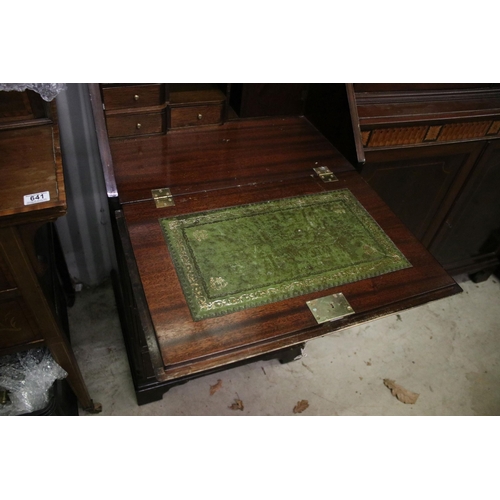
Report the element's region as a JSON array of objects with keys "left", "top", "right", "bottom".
[
  {"left": 383, "top": 379, "right": 419, "bottom": 404},
  {"left": 209, "top": 379, "right": 222, "bottom": 396},
  {"left": 229, "top": 399, "right": 244, "bottom": 411},
  {"left": 293, "top": 400, "right": 309, "bottom": 414}
]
